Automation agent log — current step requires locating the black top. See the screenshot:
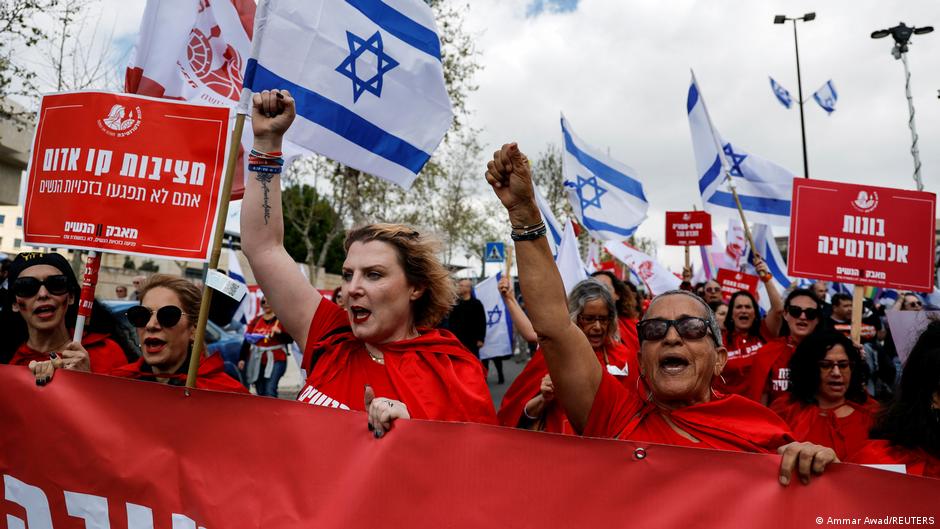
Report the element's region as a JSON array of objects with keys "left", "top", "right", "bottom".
[{"left": 446, "top": 297, "right": 487, "bottom": 356}]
